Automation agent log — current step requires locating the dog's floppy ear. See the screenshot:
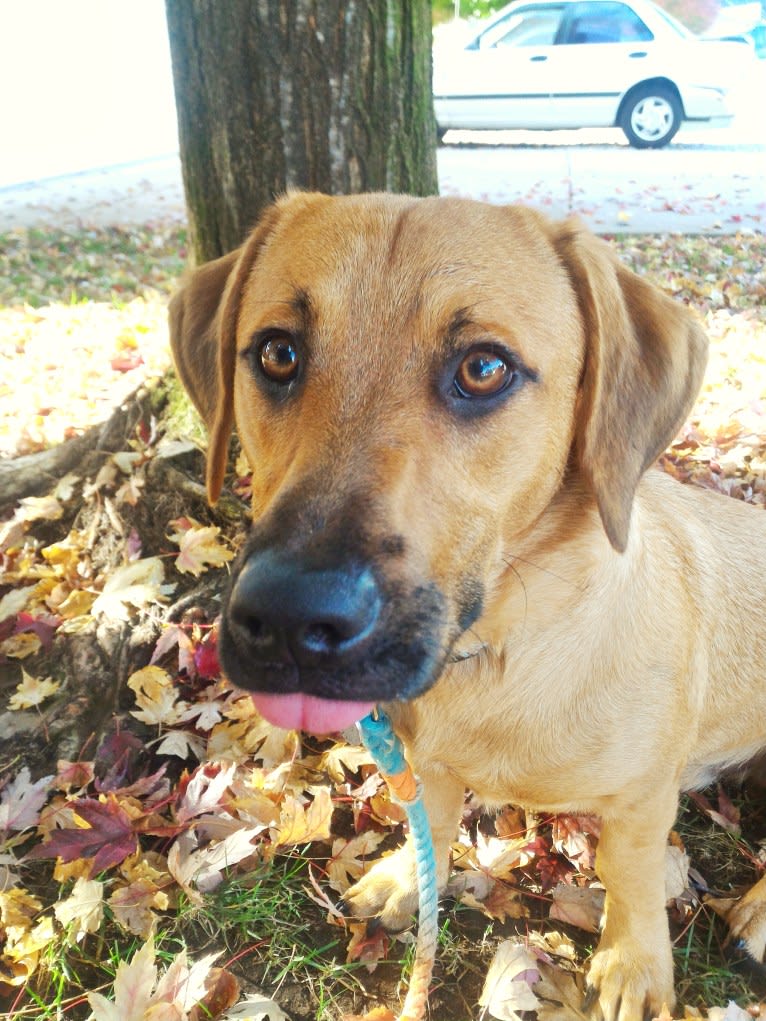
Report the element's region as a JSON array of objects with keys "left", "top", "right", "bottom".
[
  {"left": 554, "top": 219, "right": 708, "bottom": 552},
  {"left": 168, "top": 202, "right": 286, "bottom": 503},
  {"left": 168, "top": 248, "right": 241, "bottom": 430}
]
